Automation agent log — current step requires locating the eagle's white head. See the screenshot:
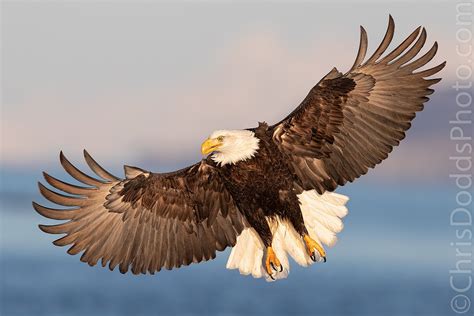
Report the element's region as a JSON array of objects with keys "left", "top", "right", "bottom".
[{"left": 201, "top": 130, "right": 260, "bottom": 166}]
